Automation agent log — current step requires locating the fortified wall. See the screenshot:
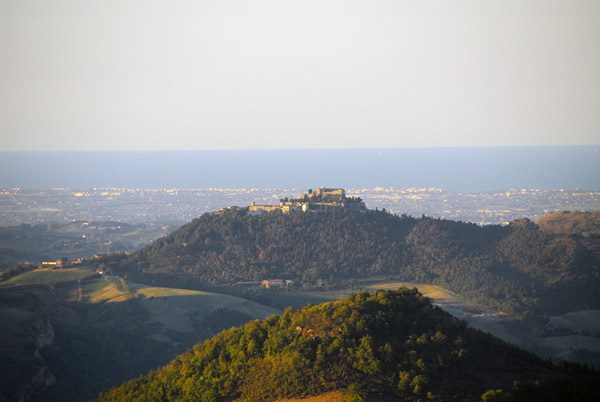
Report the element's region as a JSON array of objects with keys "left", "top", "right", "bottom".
[{"left": 248, "top": 187, "right": 366, "bottom": 214}]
